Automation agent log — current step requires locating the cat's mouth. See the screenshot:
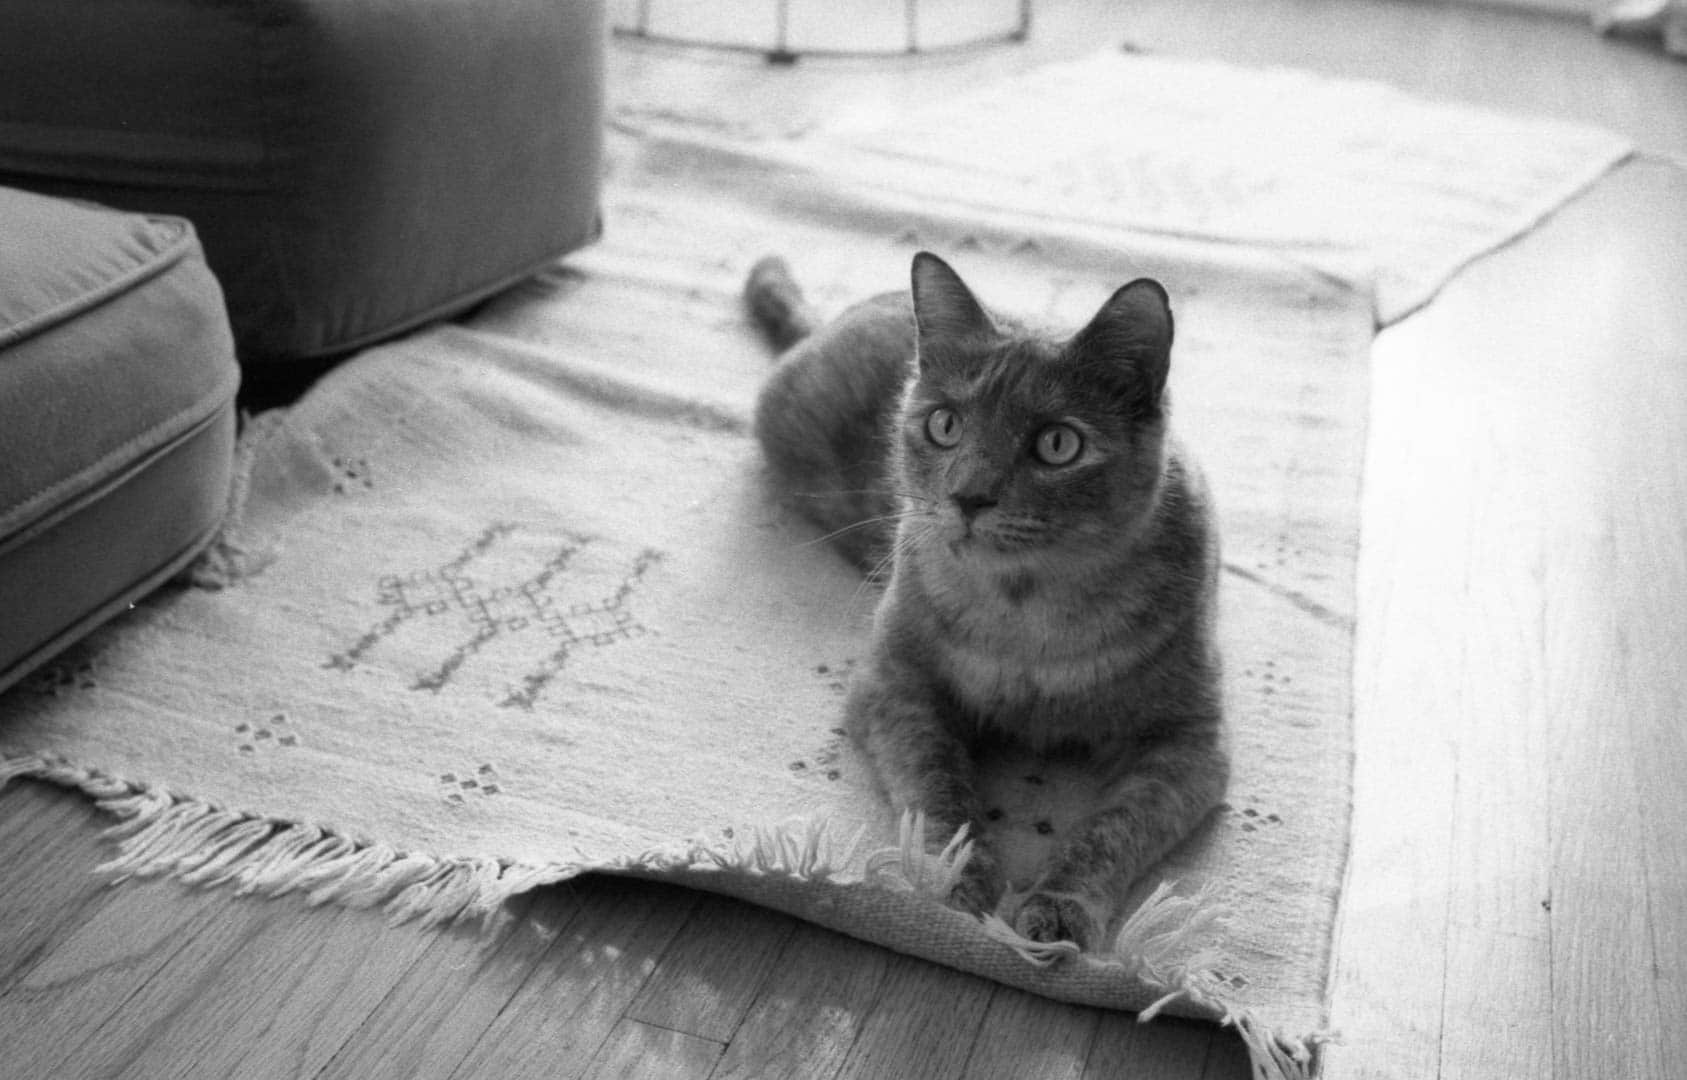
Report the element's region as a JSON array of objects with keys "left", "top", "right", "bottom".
[{"left": 945, "top": 514, "right": 1042, "bottom": 559}]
